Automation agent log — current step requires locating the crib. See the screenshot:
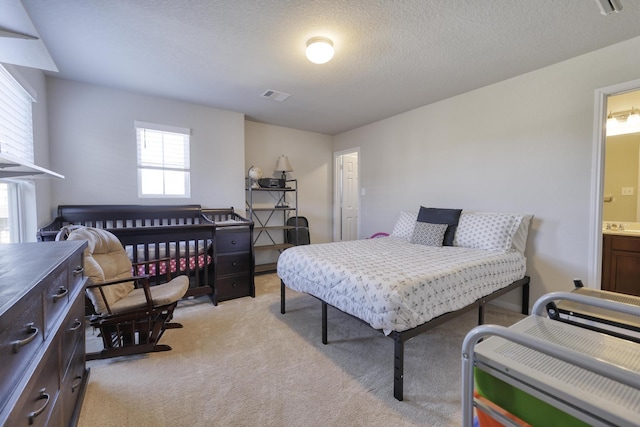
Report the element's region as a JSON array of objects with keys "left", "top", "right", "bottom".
[{"left": 38, "top": 205, "right": 254, "bottom": 305}]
